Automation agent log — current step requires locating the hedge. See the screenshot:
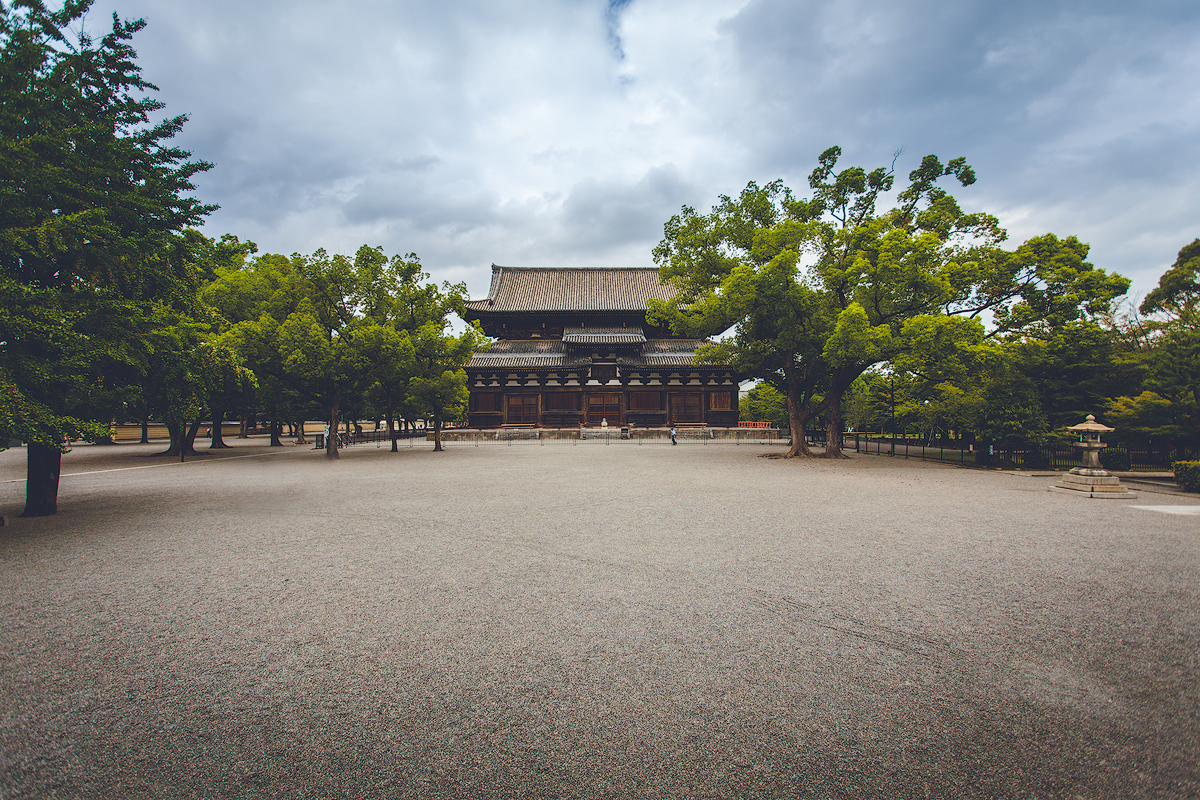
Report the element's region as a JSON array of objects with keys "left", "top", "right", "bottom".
[{"left": 1173, "top": 461, "right": 1200, "bottom": 492}]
